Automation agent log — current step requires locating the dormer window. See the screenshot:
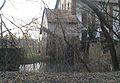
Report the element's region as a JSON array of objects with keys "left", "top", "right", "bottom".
[
  {"left": 62, "top": 4, "right": 63, "bottom": 10},
  {"left": 67, "top": 3, "right": 70, "bottom": 10}
]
